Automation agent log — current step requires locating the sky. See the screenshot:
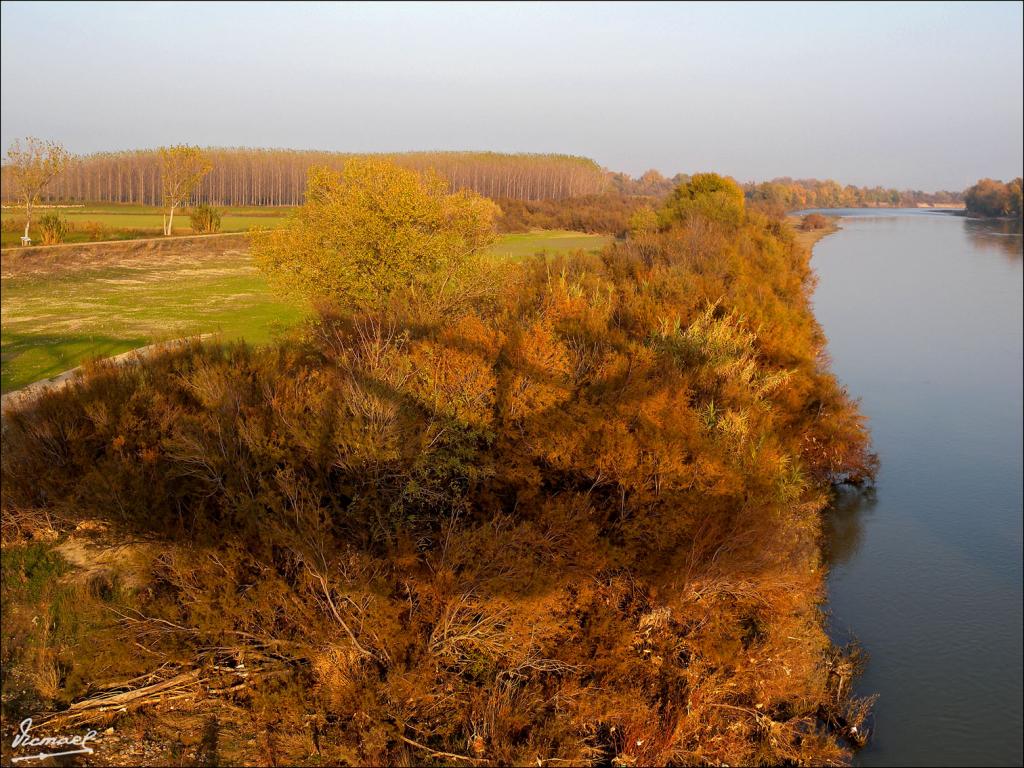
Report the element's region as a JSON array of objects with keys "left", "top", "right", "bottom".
[{"left": 1, "top": 1, "right": 1021, "bottom": 190}]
